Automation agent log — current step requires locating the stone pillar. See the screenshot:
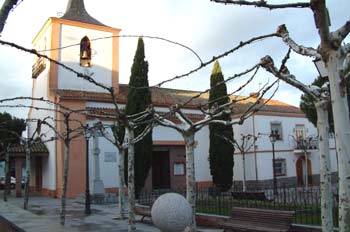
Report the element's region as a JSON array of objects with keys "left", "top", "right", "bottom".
[
  {"left": 15, "top": 157, "right": 24, "bottom": 197},
  {"left": 91, "top": 131, "right": 105, "bottom": 195}
]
